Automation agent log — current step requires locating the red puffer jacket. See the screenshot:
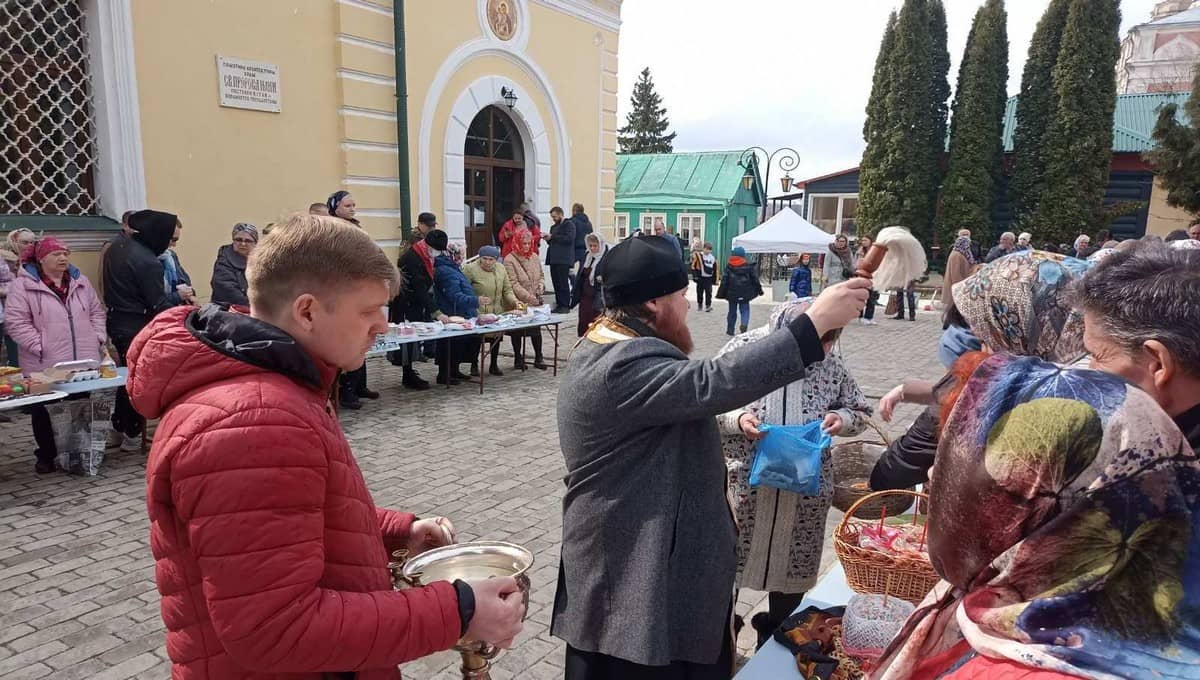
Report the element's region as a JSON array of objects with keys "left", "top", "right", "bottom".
[{"left": 129, "top": 305, "right": 462, "bottom": 679}]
